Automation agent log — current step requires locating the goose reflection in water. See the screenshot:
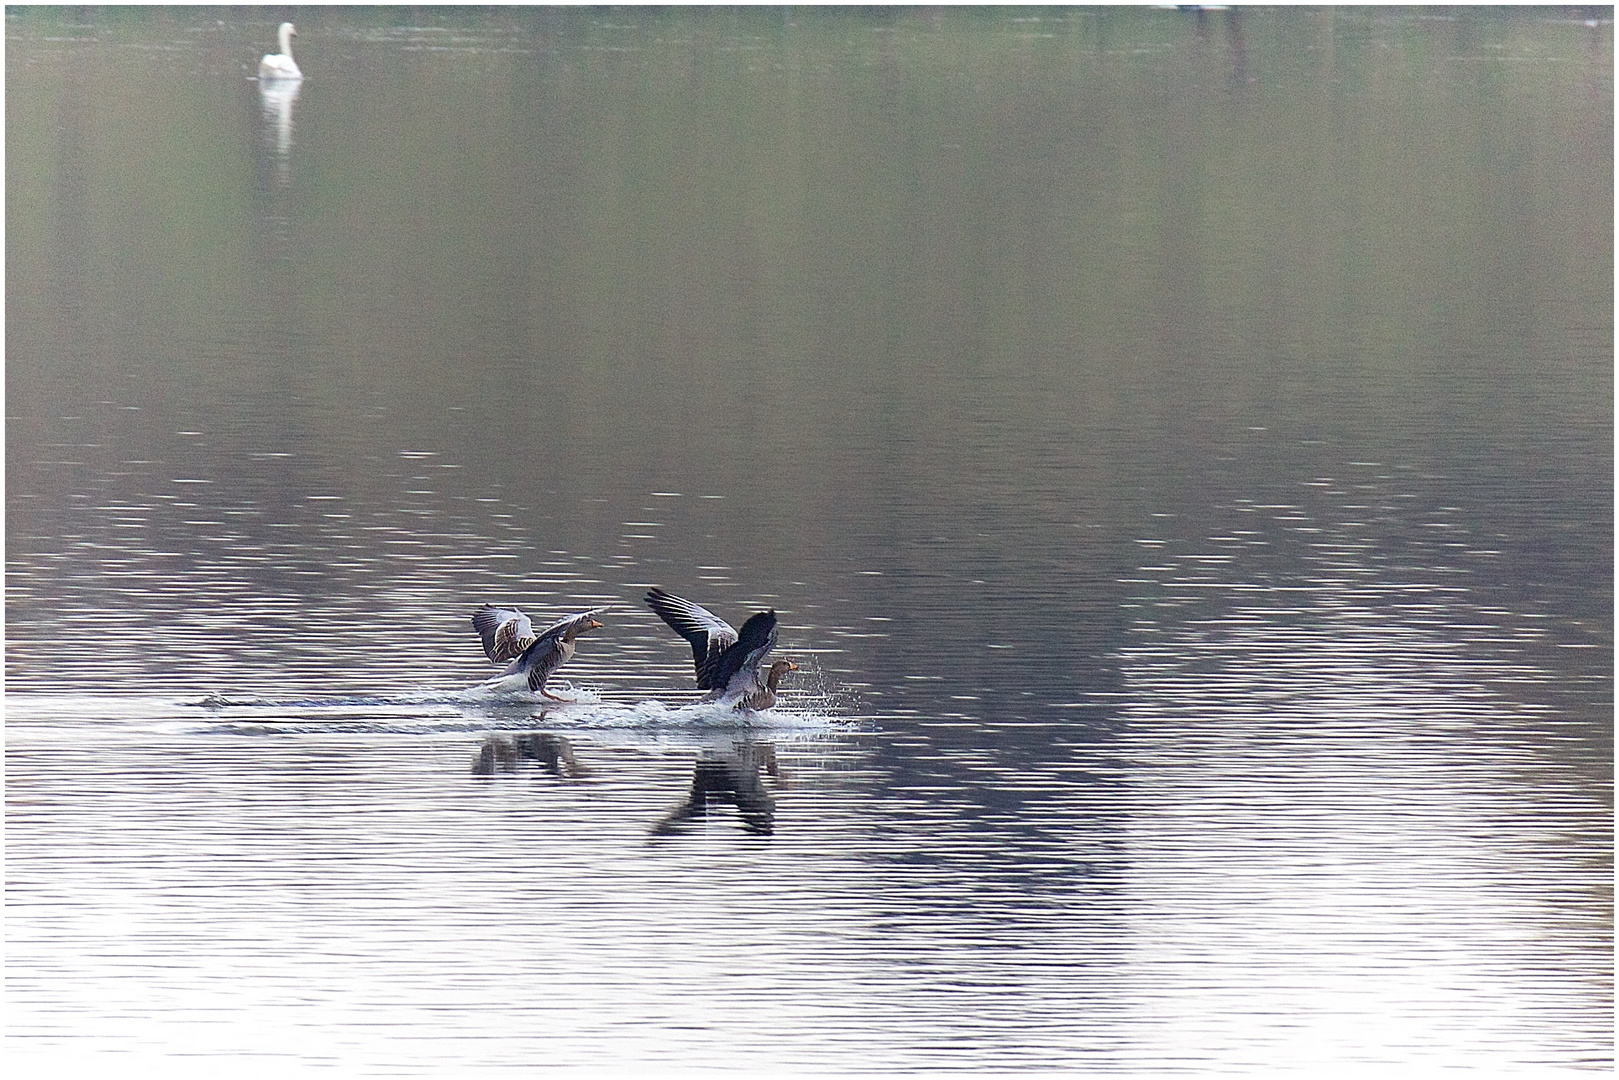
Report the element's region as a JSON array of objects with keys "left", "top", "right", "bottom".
[
  {"left": 471, "top": 732, "right": 782, "bottom": 837},
  {"left": 471, "top": 732, "right": 591, "bottom": 778},
  {"left": 651, "top": 741, "right": 781, "bottom": 838}
]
